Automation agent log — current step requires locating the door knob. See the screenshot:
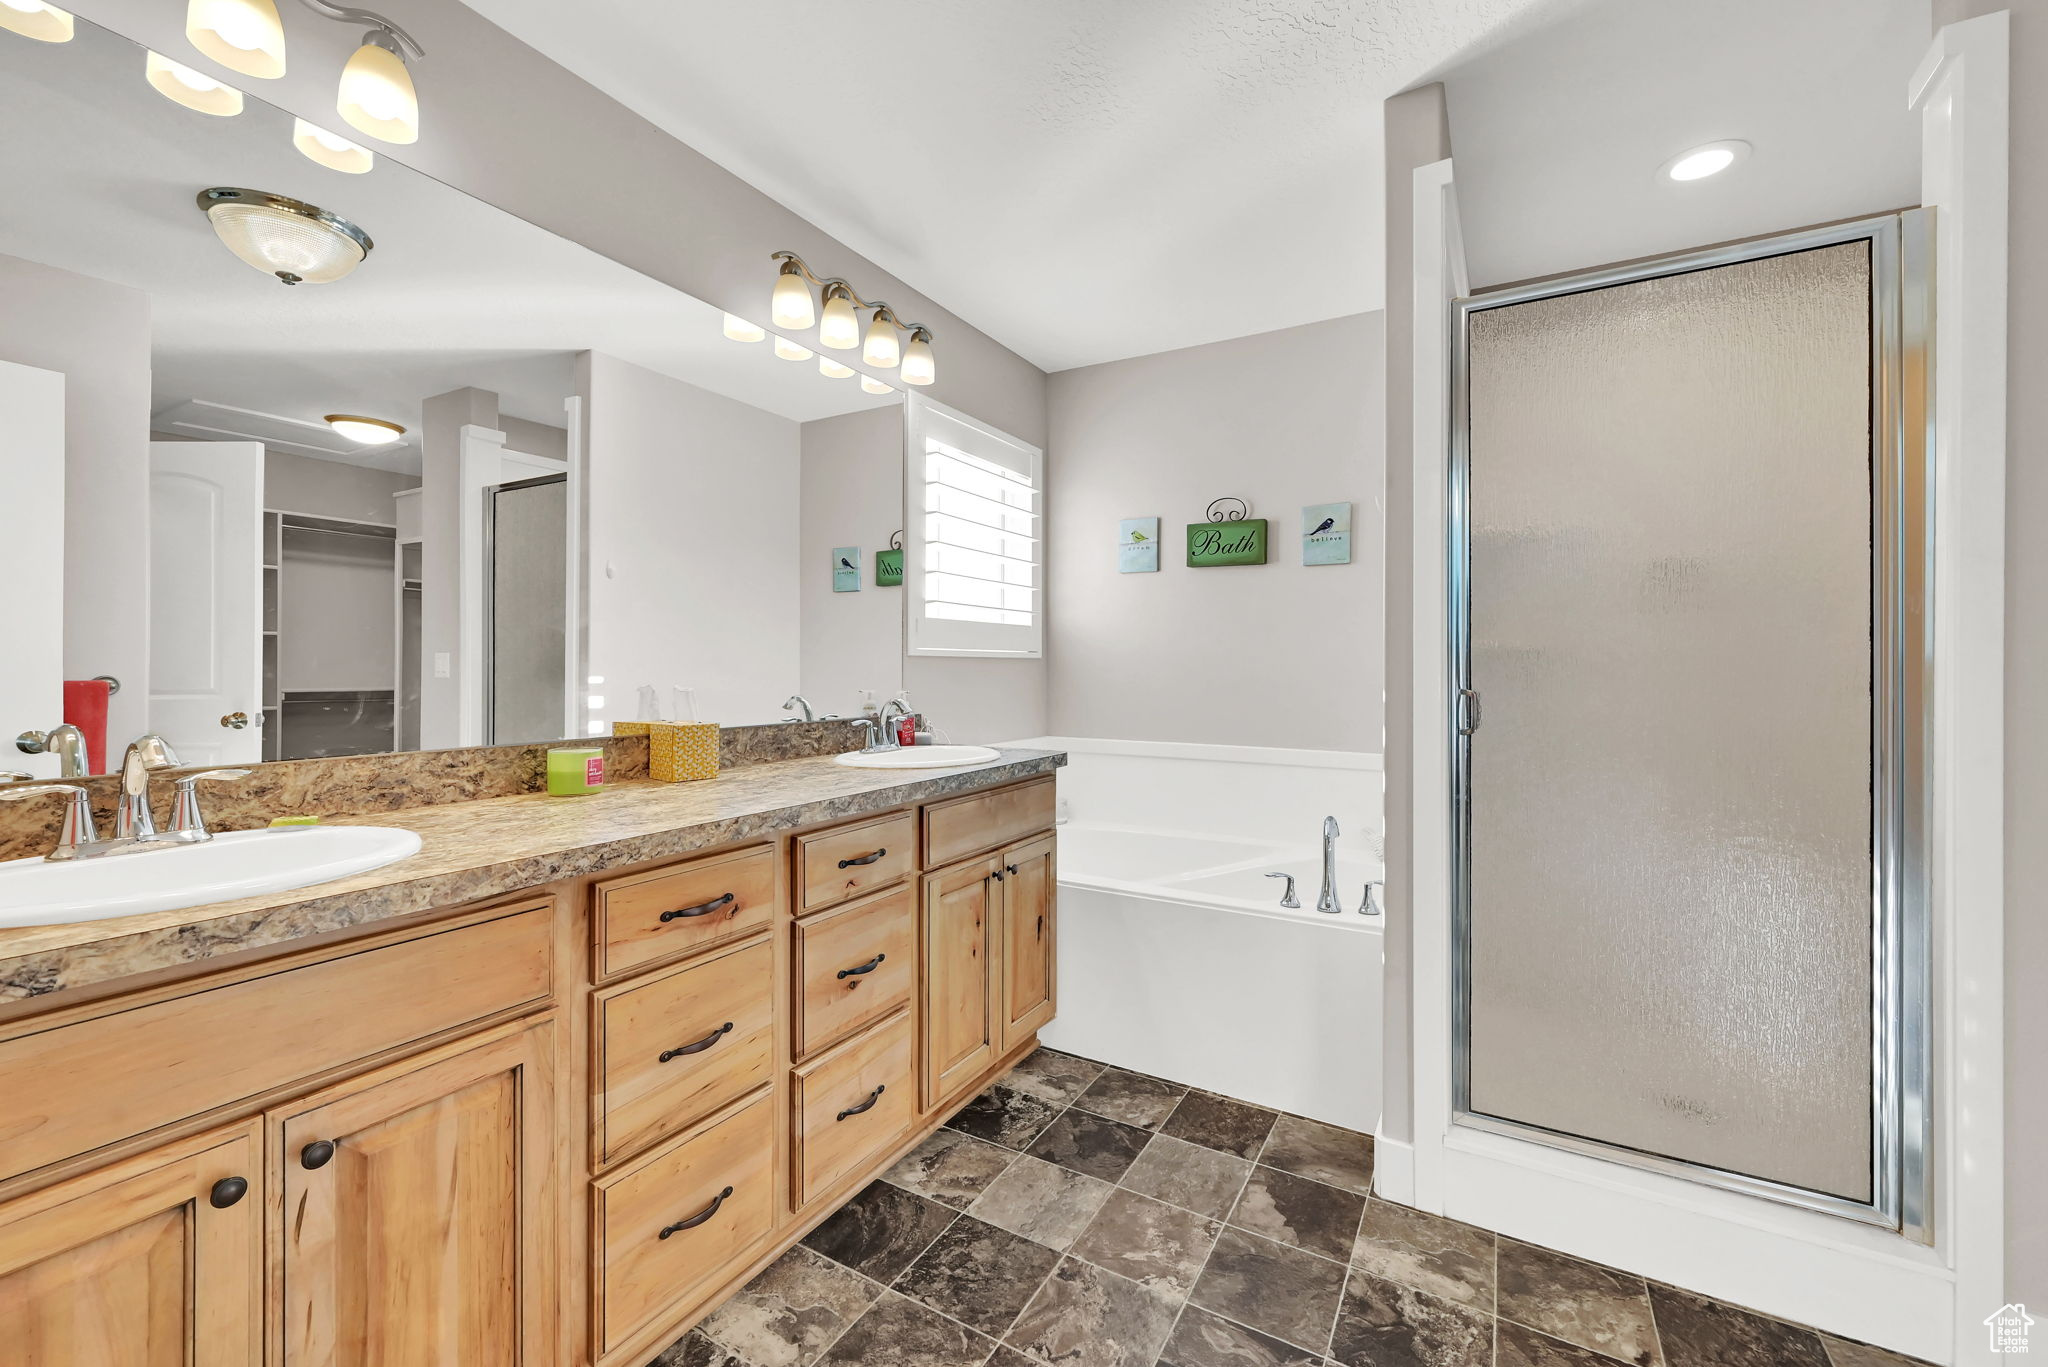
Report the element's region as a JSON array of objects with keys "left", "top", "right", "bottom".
[{"left": 220, "top": 712, "right": 249, "bottom": 730}]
